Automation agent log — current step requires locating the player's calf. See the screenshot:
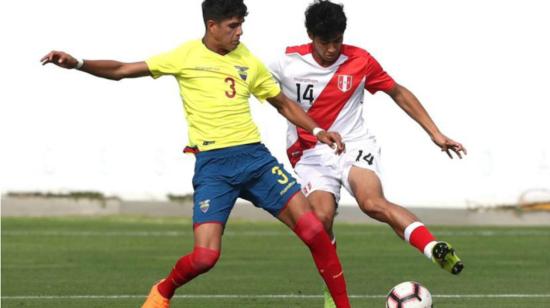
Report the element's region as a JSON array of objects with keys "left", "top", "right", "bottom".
[
  {"left": 157, "top": 246, "right": 220, "bottom": 299},
  {"left": 404, "top": 222, "right": 437, "bottom": 257},
  {"left": 293, "top": 211, "right": 350, "bottom": 308}
]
